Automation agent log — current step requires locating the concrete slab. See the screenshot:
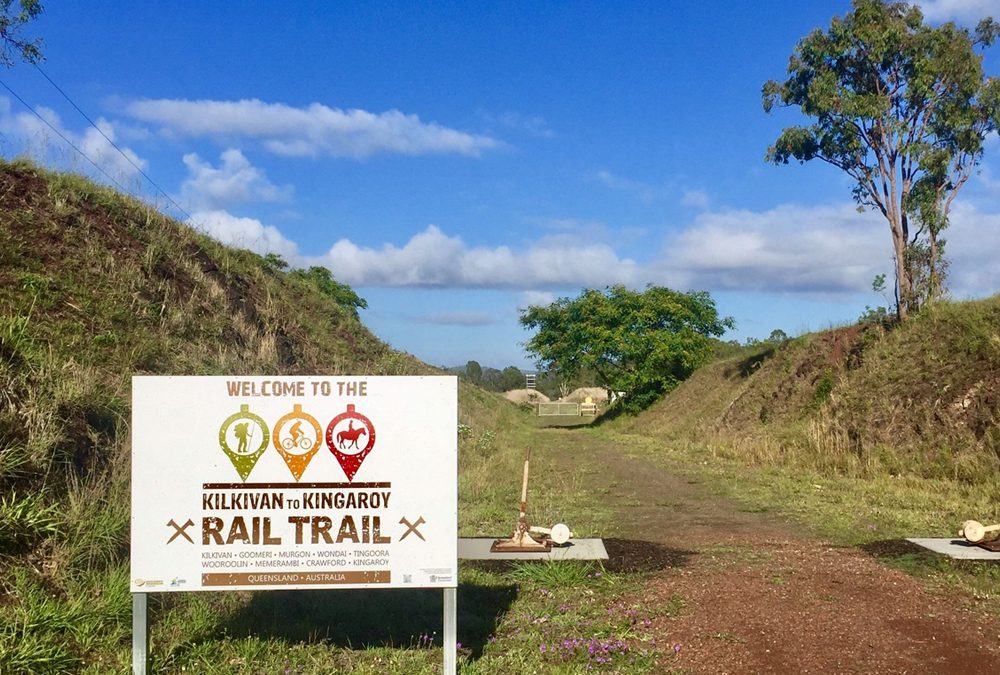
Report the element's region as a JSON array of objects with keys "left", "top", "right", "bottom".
[
  {"left": 907, "top": 538, "right": 1000, "bottom": 560},
  {"left": 458, "top": 538, "right": 608, "bottom": 561}
]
